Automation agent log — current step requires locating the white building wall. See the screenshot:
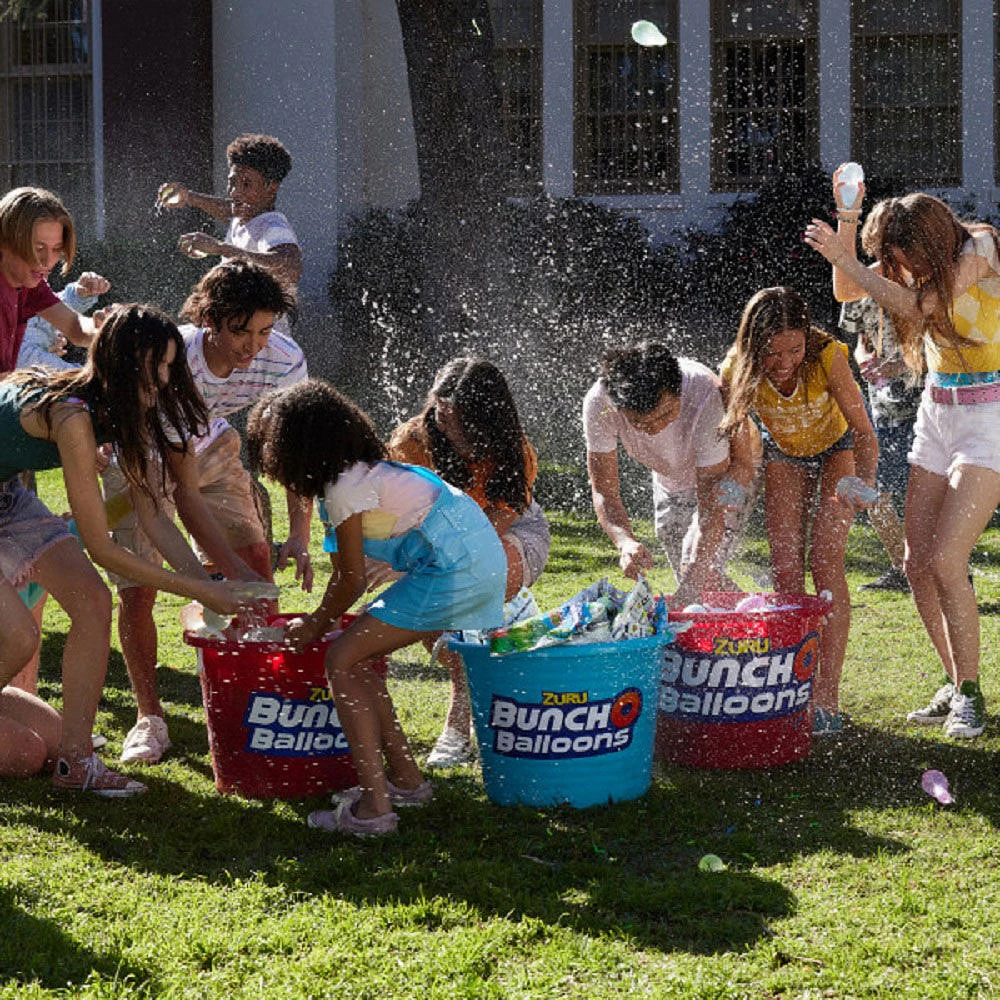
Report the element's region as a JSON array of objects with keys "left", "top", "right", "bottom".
[{"left": 212, "top": 0, "right": 339, "bottom": 302}]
